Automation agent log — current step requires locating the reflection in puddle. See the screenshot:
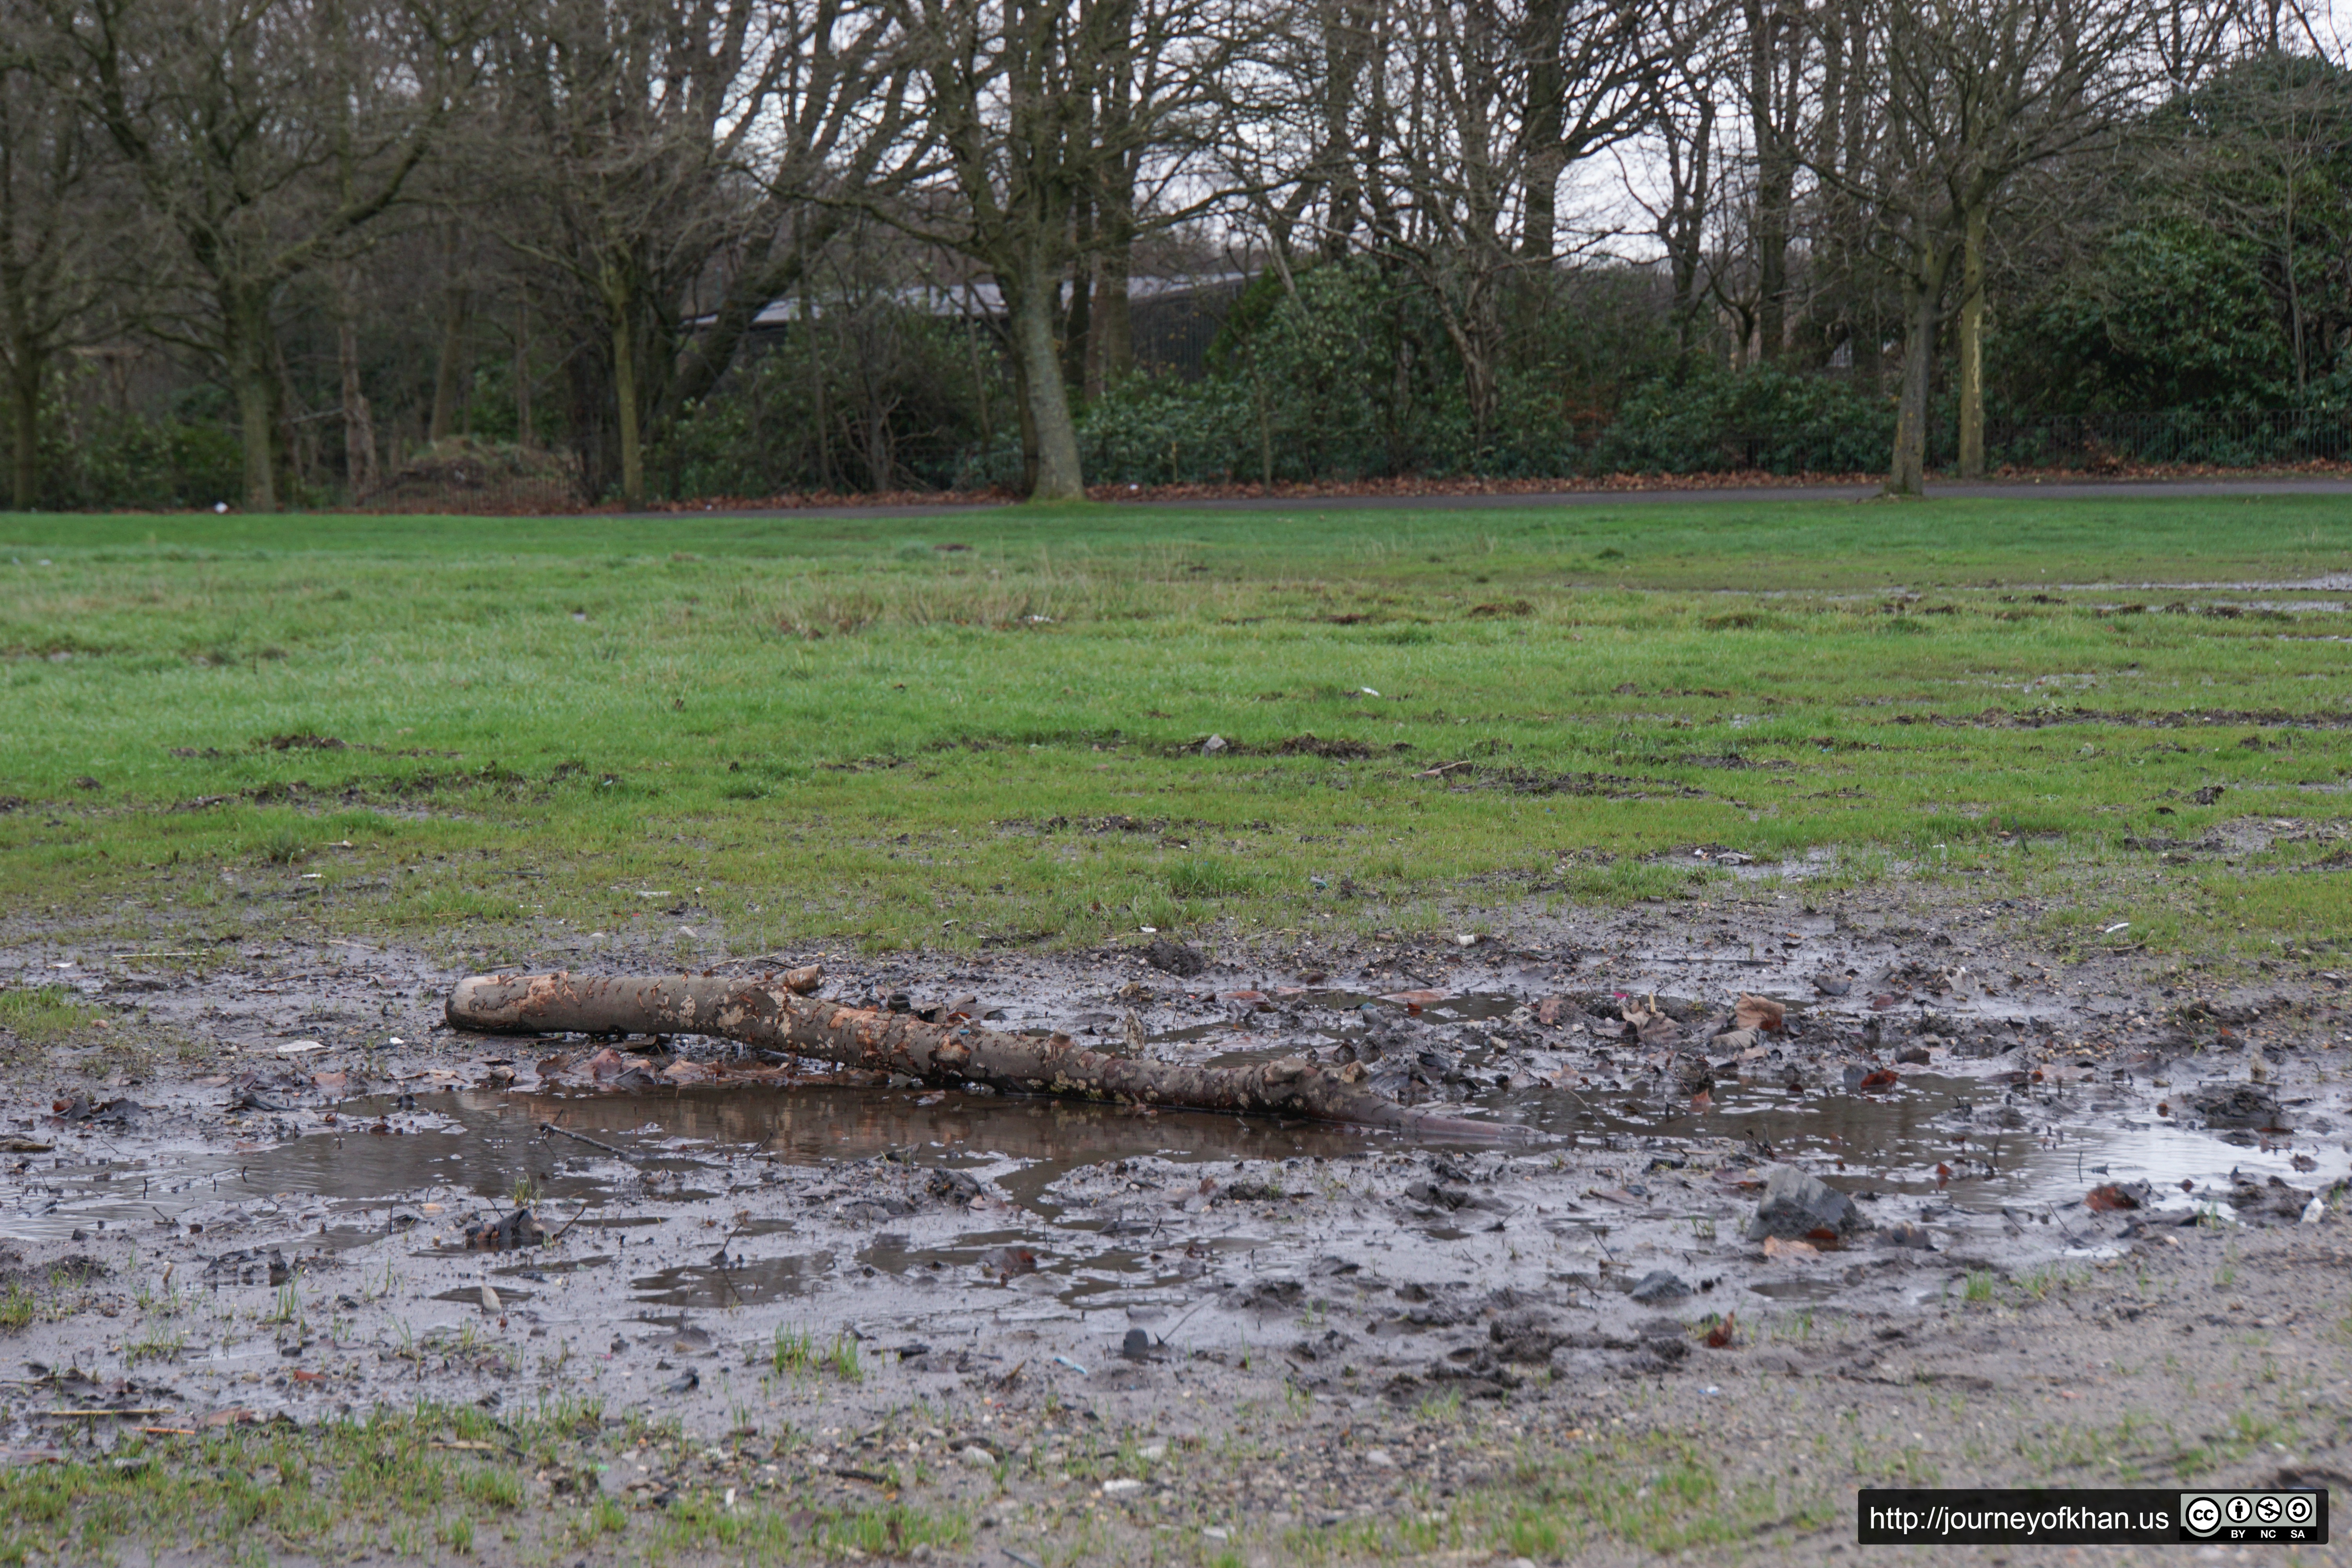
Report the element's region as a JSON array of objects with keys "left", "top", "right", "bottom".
[
  {"left": 1747, "top": 1278, "right": 1846, "bottom": 1302},
  {"left": 631, "top": 1252, "right": 831, "bottom": 1308}
]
